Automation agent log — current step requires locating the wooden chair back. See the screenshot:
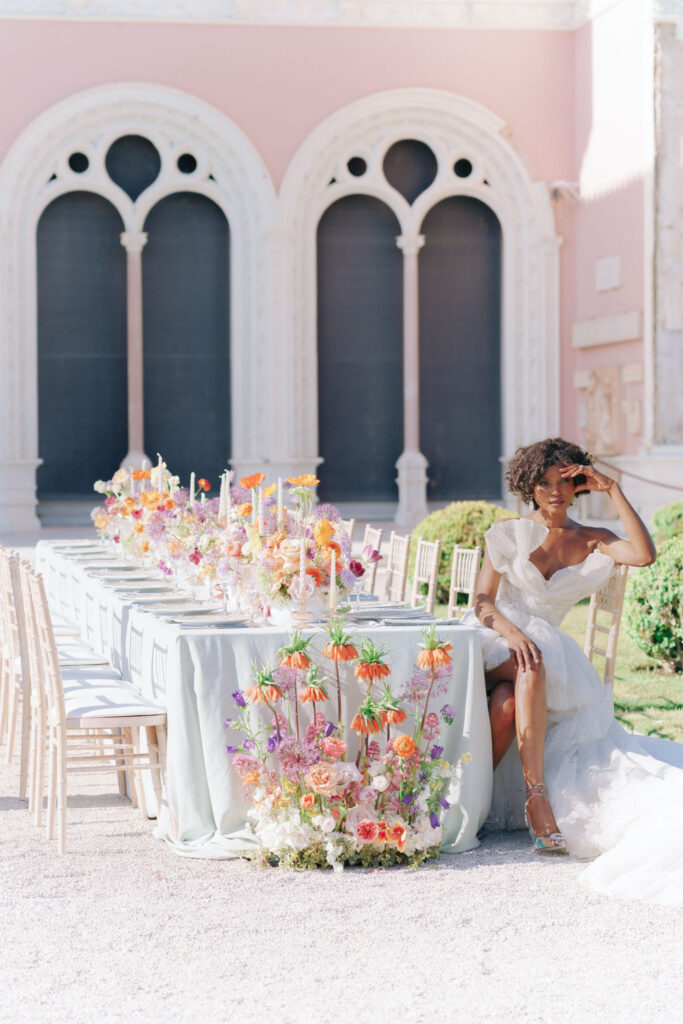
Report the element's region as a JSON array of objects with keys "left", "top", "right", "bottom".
[
  {"left": 383, "top": 532, "right": 411, "bottom": 604},
  {"left": 447, "top": 545, "right": 481, "bottom": 618},
  {"left": 410, "top": 537, "right": 441, "bottom": 615},
  {"left": 340, "top": 518, "right": 356, "bottom": 544},
  {"left": 584, "top": 564, "right": 629, "bottom": 686},
  {"left": 360, "top": 525, "right": 383, "bottom": 595}
]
